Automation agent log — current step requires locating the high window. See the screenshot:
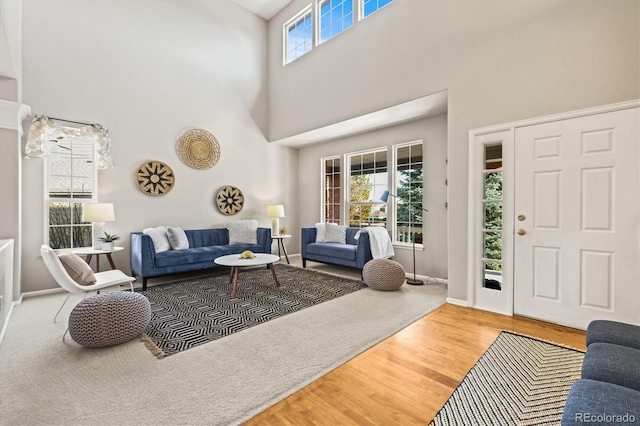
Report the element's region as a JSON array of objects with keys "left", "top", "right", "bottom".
[
  {"left": 393, "top": 141, "right": 423, "bottom": 244},
  {"left": 284, "top": 5, "right": 313, "bottom": 64},
  {"left": 46, "top": 137, "right": 97, "bottom": 249},
  {"left": 318, "top": 0, "right": 353, "bottom": 44},
  {"left": 361, "top": 0, "right": 392, "bottom": 18},
  {"left": 322, "top": 156, "right": 342, "bottom": 224},
  {"left": 346, "top": 149, "right": 387, "bottom": 227}
]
